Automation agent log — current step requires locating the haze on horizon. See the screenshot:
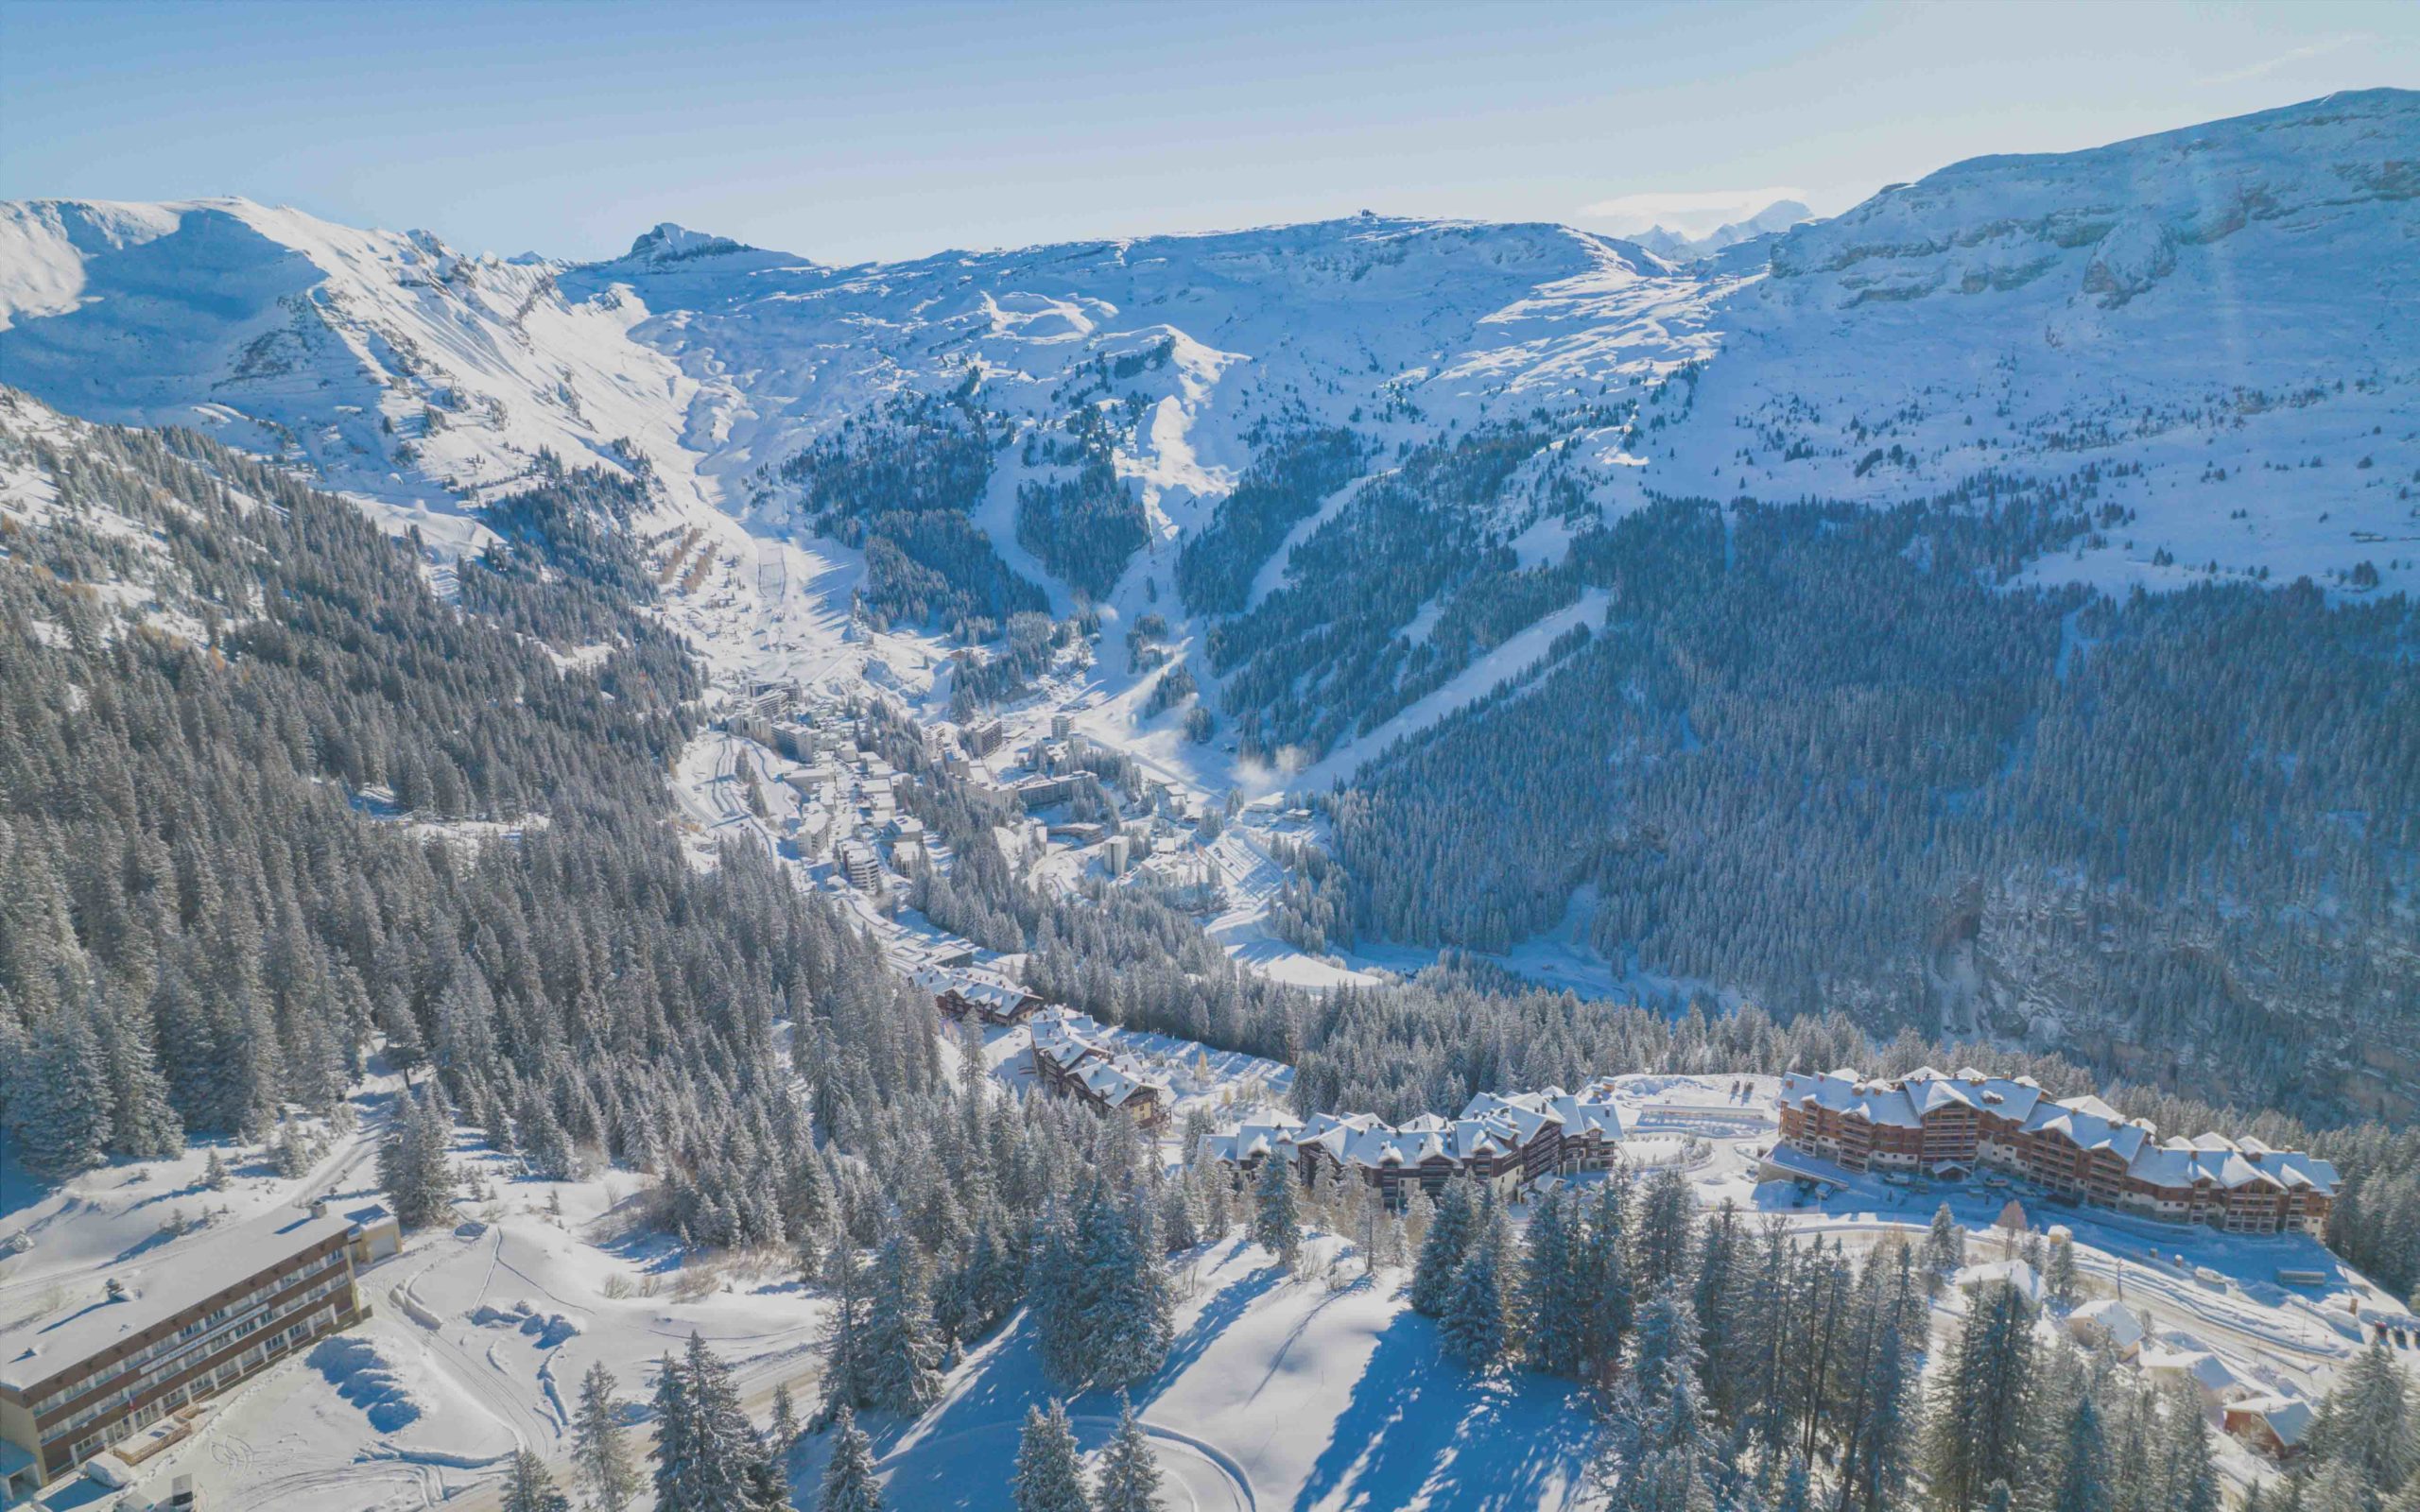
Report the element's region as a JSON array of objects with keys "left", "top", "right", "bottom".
[{"left": 2, "top": 0, "right": 2416, "bottom": 266}]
